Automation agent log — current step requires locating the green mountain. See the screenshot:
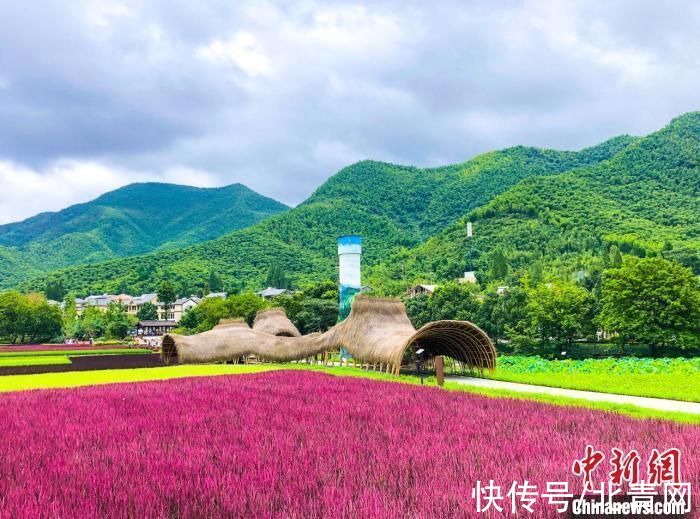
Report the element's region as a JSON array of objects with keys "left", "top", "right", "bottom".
[
  {"left": 14, "top": 132, "right": 636, "bottom": 296},
  {"left": 0, "top": 183, "right": 289, "bottom": 288},
  {"left": 371, "top": 112, "right": 700, "bottom": 290}
]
